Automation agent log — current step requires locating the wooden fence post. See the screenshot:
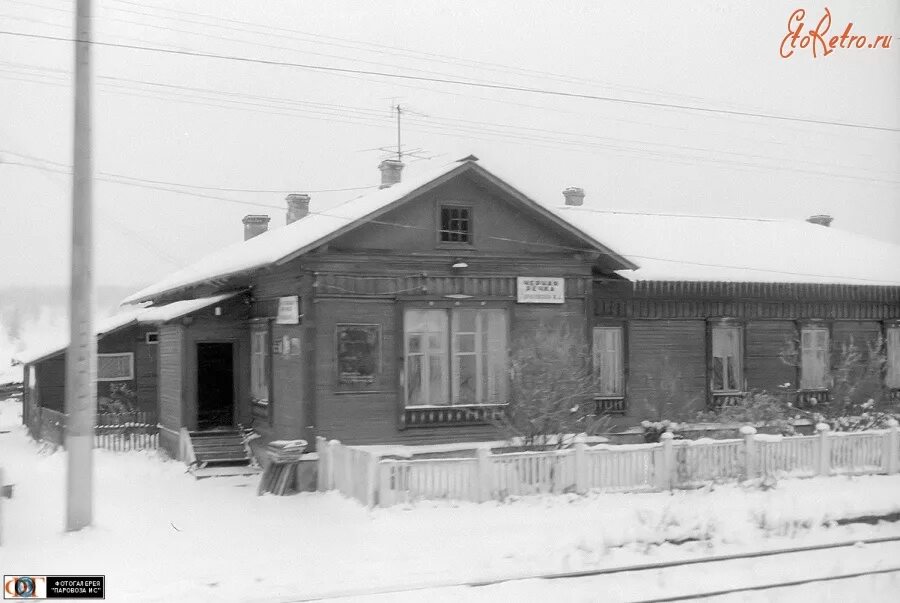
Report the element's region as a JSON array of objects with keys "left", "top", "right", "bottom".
[
  {"left": 657, "top": 432, "right": 675, "bottom": 490},
  {"left": 883, "top": 419, "right": 899, "bottom": 475},
  {"left": 816, "top": 423, "right": 831, "bottom": 476},
  {"left": 741, "top": 425, "right": 757, "bottom": 480},
  {"left": 365, "top": 453, "right": 378, "bottom": 508},
  {"left": 574, "top": 433, "right": 588, "bottom": 494},
  {"left": 378, "top": 461, "right": 393, "bottom": 508},
  {"left": 476, "top": 445, "right": 492, "bottom": 502},
  {"left": 315, "top": 437, "right": 327, "bottom": 491},
  {"left": 328, "top": 440, "right": 347, "bottom": 490}
]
